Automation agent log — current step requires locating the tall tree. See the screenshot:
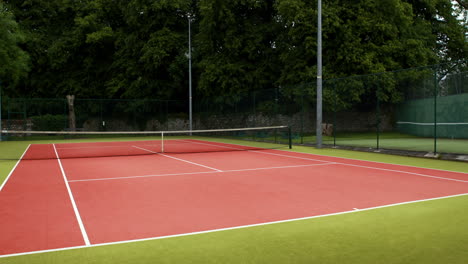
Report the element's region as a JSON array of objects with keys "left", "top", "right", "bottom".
[
  {"left": 274, "top": 0, "right": 466, "bottom": 110},
  {"left": 103, "top": 0, "right": 191, "bottom": 99},
  {"left": 3, "top": 0, "right": 466, "bottom": 108},
  {"left": 6, "top": 0, "right": 193, "bottom": 99},
  {"left": 0, "top": 2, "right": 29, "bottom": 95},
  {"left": 5, "top": 0, "right": 82, "bottom": 97},
  {"left": 196, "top": 0, "right": 280, "bottom": 102}
]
